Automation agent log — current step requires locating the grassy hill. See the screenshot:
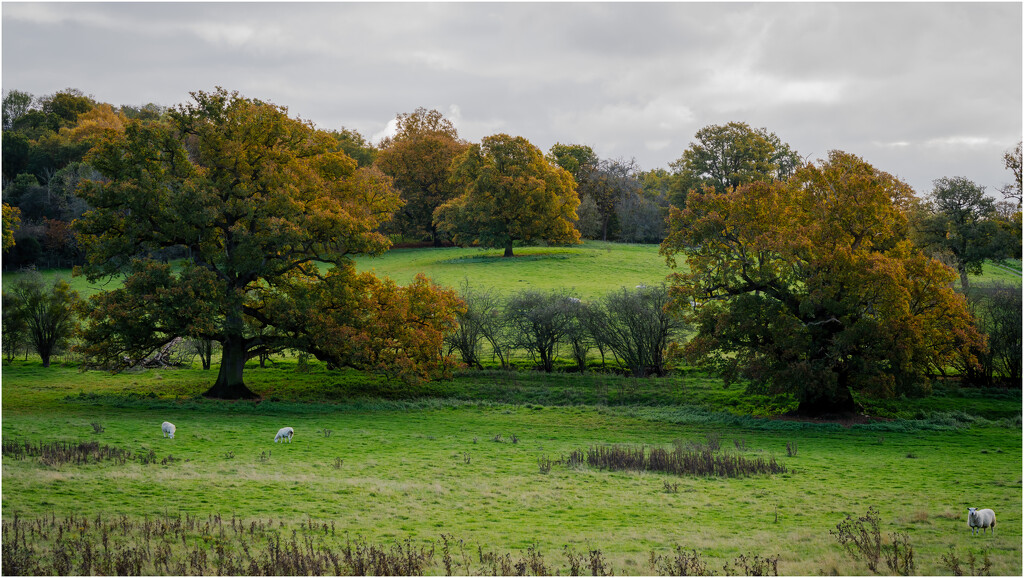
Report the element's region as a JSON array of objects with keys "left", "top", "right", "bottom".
[
  {"left": 351, "top": 241, "right": 673, "bottom": 300},
  {"left": 2, "top": 242, "right": 1018, "bottom": 300}
]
